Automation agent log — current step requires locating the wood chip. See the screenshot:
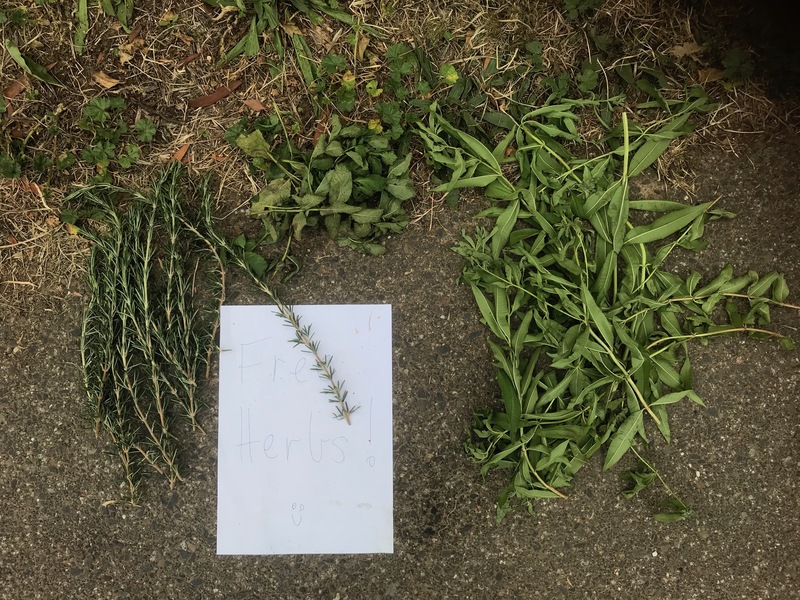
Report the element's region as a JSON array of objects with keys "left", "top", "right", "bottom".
[
  {"left": 93, "top": 71, "right": 122, "bottom": 89},
  {"left": 187, "top": 79, "right": 242, "bottom": 109}
]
